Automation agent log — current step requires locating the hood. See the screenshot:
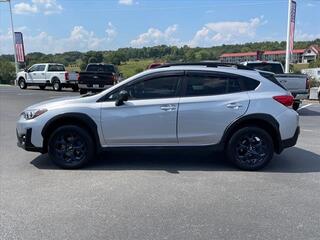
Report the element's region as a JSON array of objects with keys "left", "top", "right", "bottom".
[{"left": 25, "top": 96, "right": 89, "bottom": 110}]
